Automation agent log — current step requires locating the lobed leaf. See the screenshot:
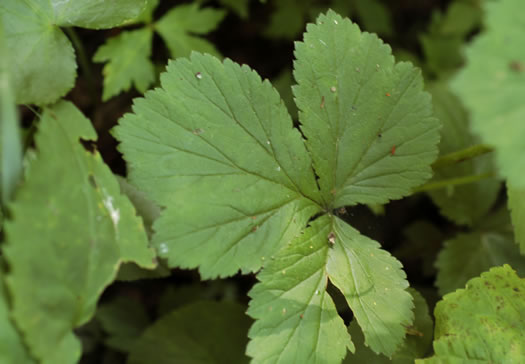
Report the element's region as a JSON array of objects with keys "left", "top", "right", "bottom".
[
  {"left": 294, "top": 10, "right": 440, "bottom": 208},
  {"left": 247, "top": 215, "right": 353, "bottom": 363},
  {"left": 451, "top": 0, "right": 525, "bottom": 188},
  {"left": 327, "top": 216, "right": 413, "bottom": 355},
  {"left": 93, "top": 28, "right": 155, "bottom": 101},
  {"left": 427, "top": 83, "right": 499, "bottom": 226},
  {"left": 127, "top": 301, "right": 251, "bottom": 364},
  {"left": 435, "top": 208, "right": 525, "bottom": 295},
  {"left": 344, "top": 289, "right": 433, "bottom": 363},
  {"left": 419, "top": 265, "right": 525, "bottom": 363},
  {"left": 4, "top": 101, "right": 155, "bottom": 364},
  {"left": 155, "top": 4, "right": 226, "bottom": 58},
  {"left": 114, "top": 52, "right": 321, "bottom": 278}
]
